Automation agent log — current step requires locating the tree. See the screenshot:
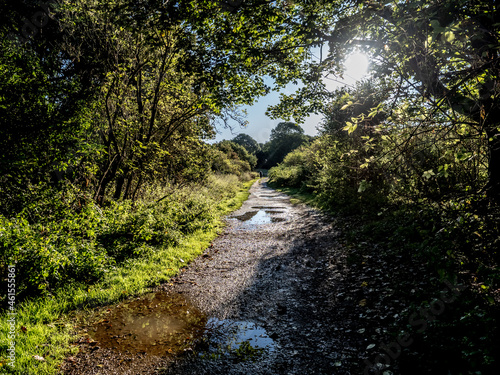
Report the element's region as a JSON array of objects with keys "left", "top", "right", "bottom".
[
  {"left": 320, "top": 79, "right": 389, "bottom": 137},
  {"left": 0, "top": 0, "right": 101, "bottom": 214},
  {"left": 262, "top": 122, "right": 311, "bottom": 168},
  {"left": 231, "top": 134, "right": 261, "bottom": 155},
  {"left": 267, "top": 0, "right": 500, "bottom": 200},
  {"left": 215, "top": 140, "right": 257, "bottom": 169}
]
